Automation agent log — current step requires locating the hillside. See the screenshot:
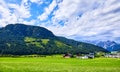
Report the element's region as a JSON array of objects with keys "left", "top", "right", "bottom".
[{"left": 0, "top": 24, "right": 108, "bottom": 55}]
